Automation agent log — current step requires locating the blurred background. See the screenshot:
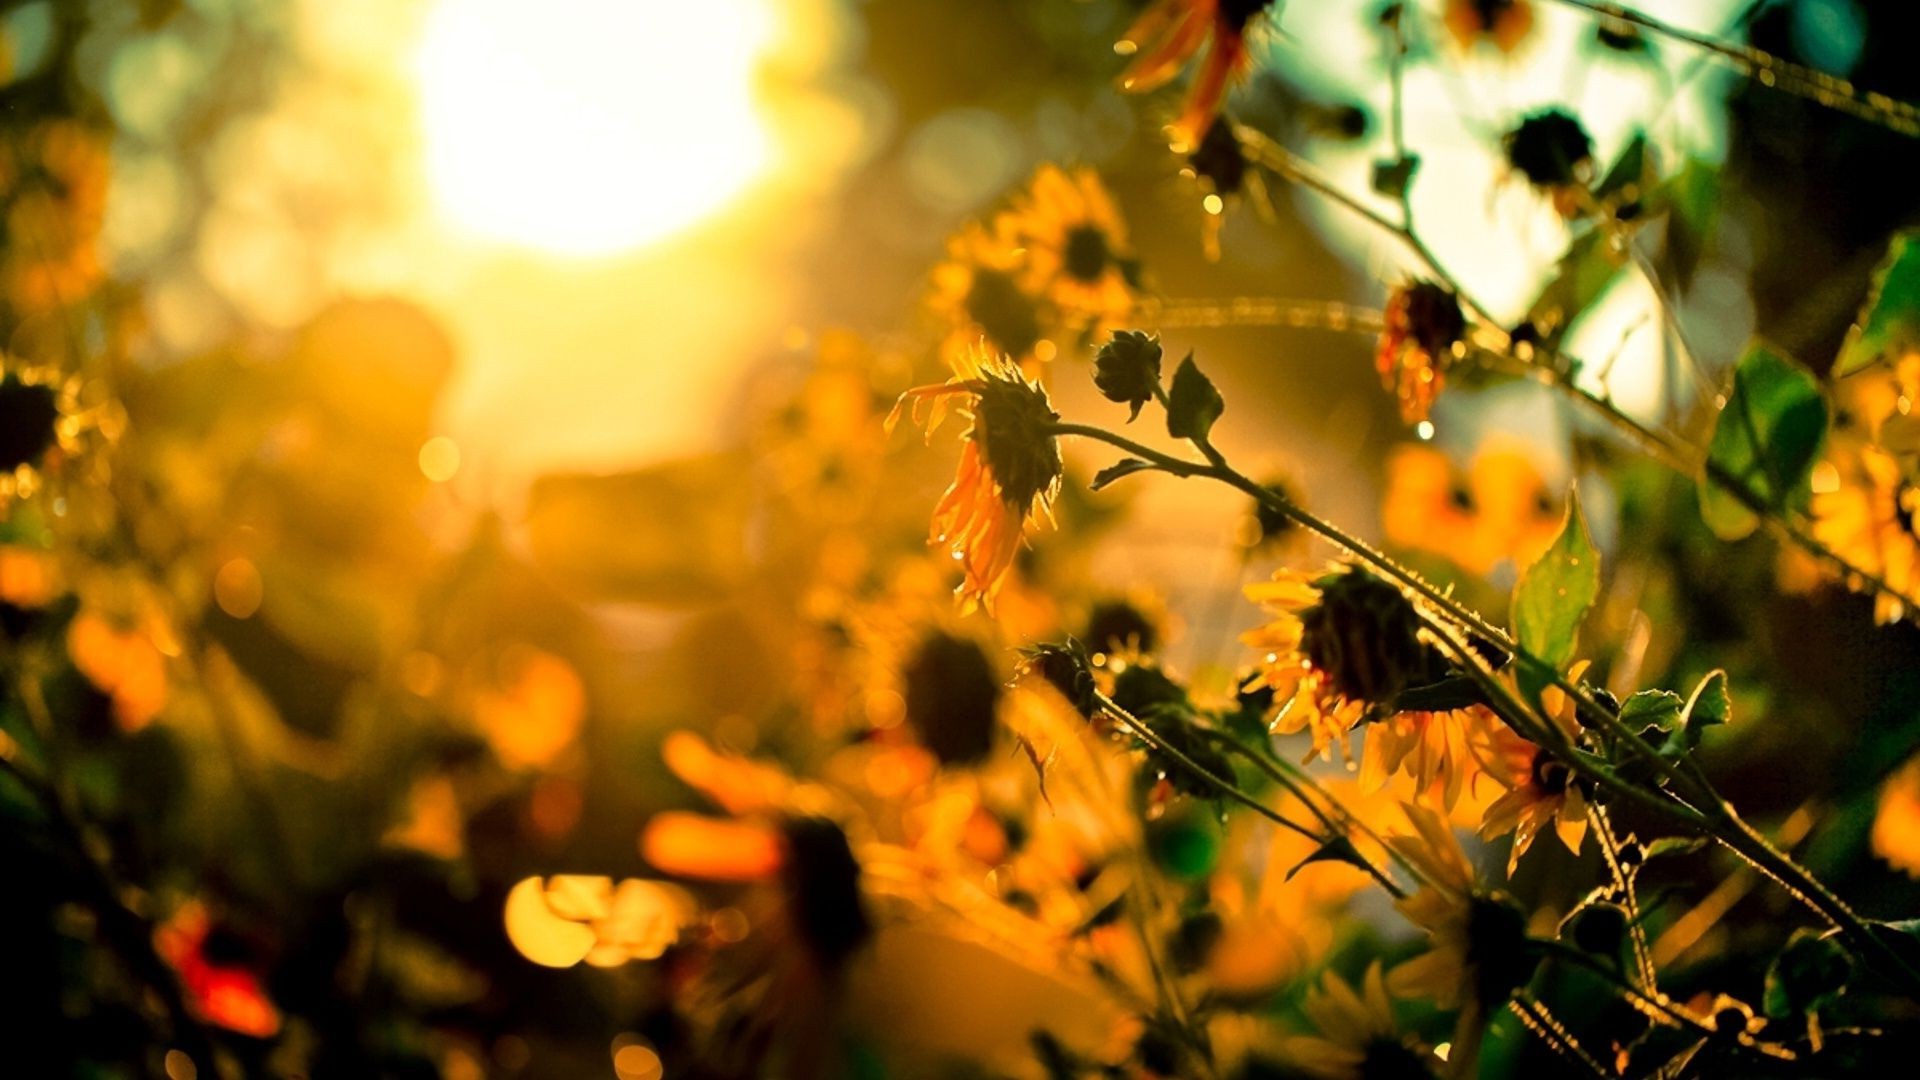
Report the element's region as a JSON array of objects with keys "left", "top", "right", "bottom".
[{"left": 7, "top": 0, "right": 1920, "bottom": 1076}]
